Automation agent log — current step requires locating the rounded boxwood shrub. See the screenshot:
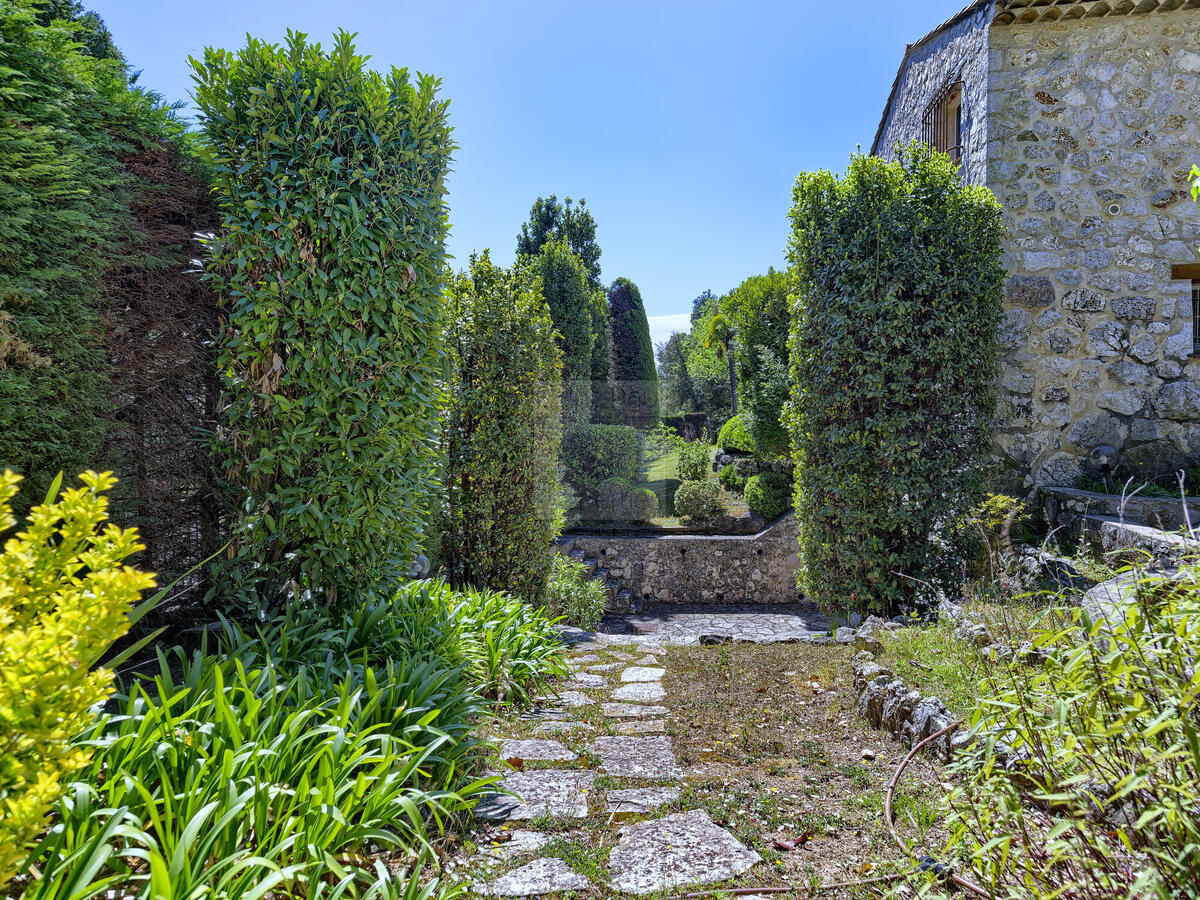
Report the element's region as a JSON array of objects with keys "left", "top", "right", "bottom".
[
  {"left": 676, "top": 439, "right": 713, "bottom": 482},
  {"left": 718, "top": 463, "right": 746, "bottom": 493},
  {"left": 562, "top": 424, "right": 641, "bottom": 491},
  {"left": 716, "top": 414, "right": 755, "bottom": 454},
  {"left": 628, "top": 487, "right": 659, "bottom": 522},
  {"left": 673, "top": 479, "right": 725, "bottom": 527},
  {"left": 597, "top": 477, "right": 634, "bottom": 519},
  {"left": 787, "top": 146, "right": 1003, "bottom": 615},
  {"left": 744, "top": 472, "right": 790, "bottom": 521}
]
